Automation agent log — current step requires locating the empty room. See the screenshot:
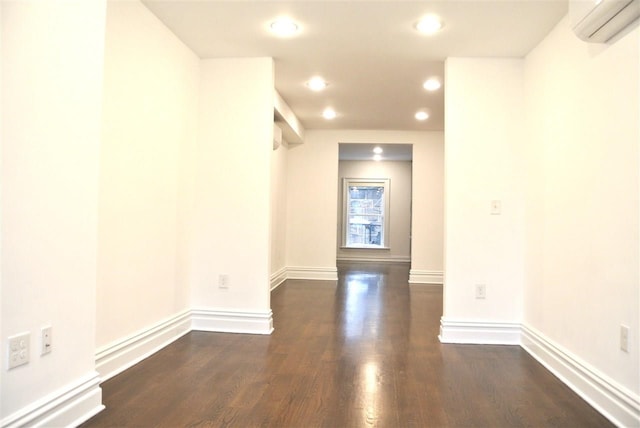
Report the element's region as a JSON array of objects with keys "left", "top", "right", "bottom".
[{"left": 1, "top": 0, "right": 638, "bottom": 427}]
